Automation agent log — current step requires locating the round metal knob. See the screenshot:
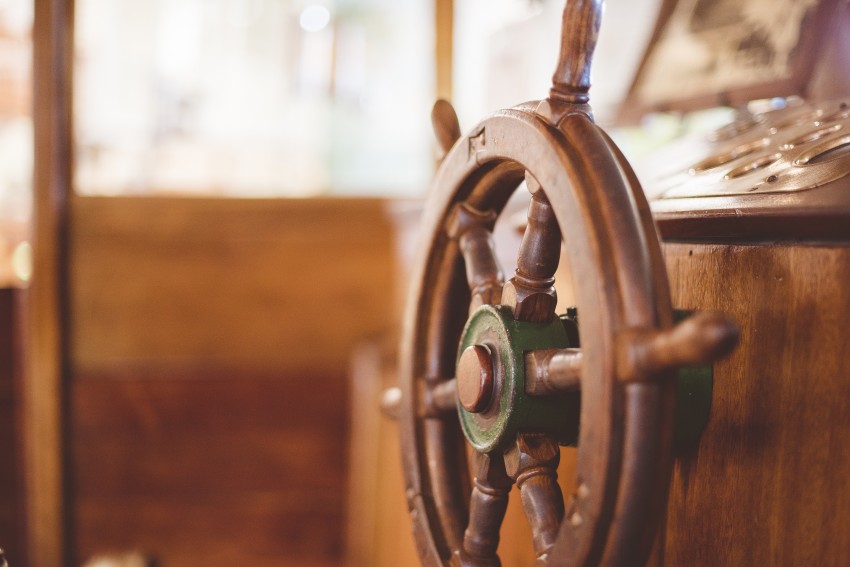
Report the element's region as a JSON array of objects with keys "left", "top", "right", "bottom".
[{"left": 457, "top": 344, "right": 495, "bottom": 413}]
